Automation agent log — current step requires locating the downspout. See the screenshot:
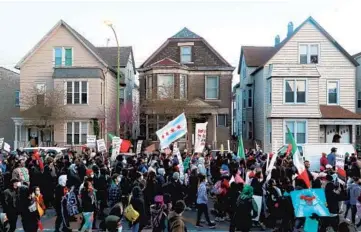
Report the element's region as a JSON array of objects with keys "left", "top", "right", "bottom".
[{"left": 252, "top": 79, "right": 255, "bottom": 144}]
